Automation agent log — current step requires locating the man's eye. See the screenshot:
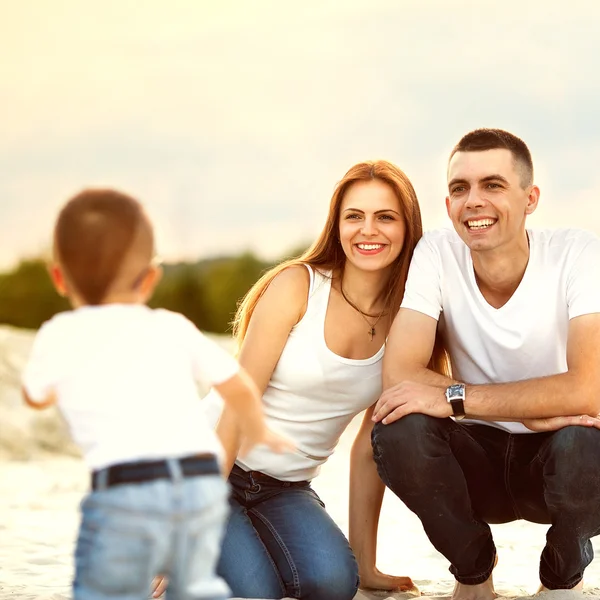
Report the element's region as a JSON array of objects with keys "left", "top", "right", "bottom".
[{"left": 451, "top": 186, "right": 465, "bottom": 194}]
